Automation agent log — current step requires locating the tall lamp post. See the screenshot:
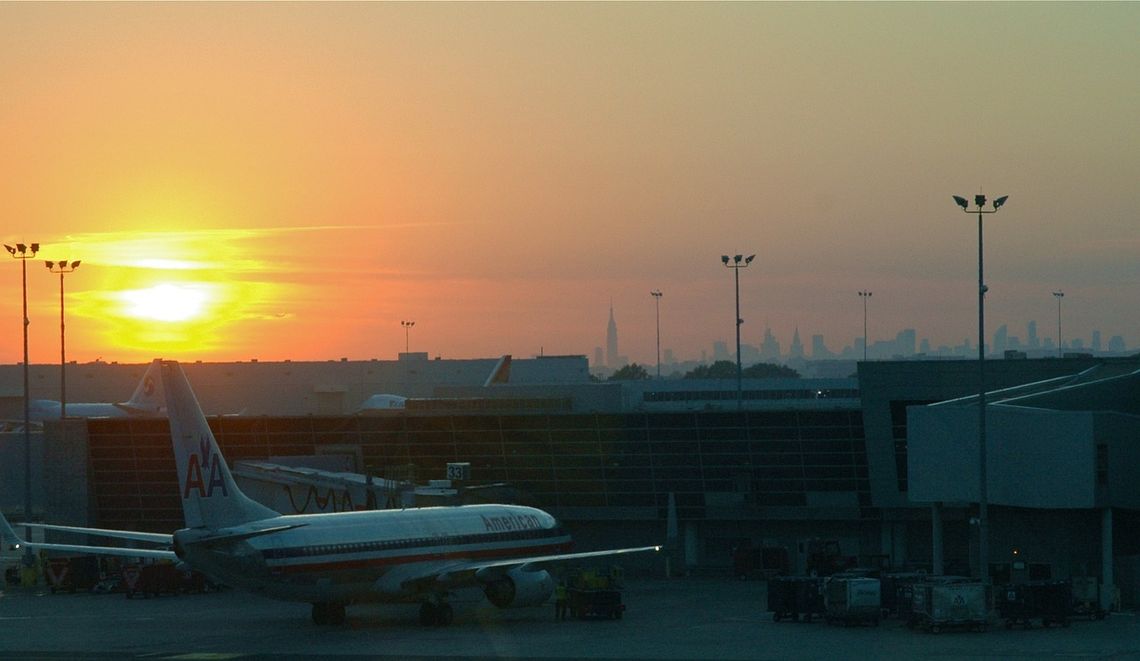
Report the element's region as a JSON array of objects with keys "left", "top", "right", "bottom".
[
  {"left": 952, "top": 192, "right": 1009, "bottom": 585},
  {"left": 721, "top": 254, "right": 754, "bottom": 410},
  {"left": 46, "top": 260, "right": 81, "bottom": 418},
  {"left": 858, "top": 291, "right": 872, "bottom": 362},
  {"left": 5, "top": 242, "right": 39, "bottom": 533},
  {"left": 401, "top": 320, "right": 415, "bottom": 354},
  {"left": 1052, "top": 290, "right": 1064, "bottom": 358},
  {"left": 650, "top": 290, "right": 663, "bottom": 379}
]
